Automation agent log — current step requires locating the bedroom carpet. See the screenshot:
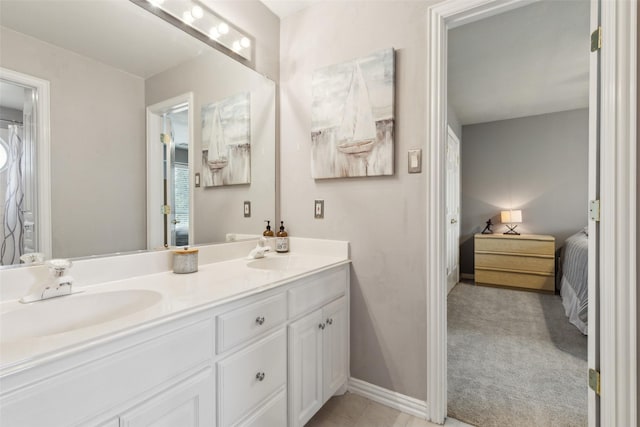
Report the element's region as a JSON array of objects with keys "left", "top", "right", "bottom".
[{"left": 447, "top": 283, "right": 587, "bottom": 427}]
